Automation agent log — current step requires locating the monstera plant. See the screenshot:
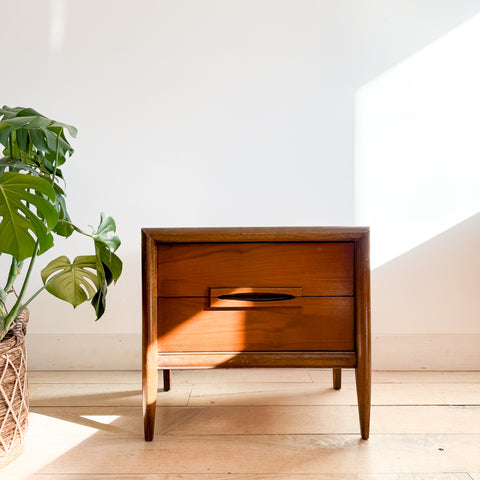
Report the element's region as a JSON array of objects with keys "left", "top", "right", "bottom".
[
  {"left": 0, "top": 105, "right": 122, "bottom": 466},
  {"left": 0, "top": 105, "right": 122, "bottom": 341}
]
